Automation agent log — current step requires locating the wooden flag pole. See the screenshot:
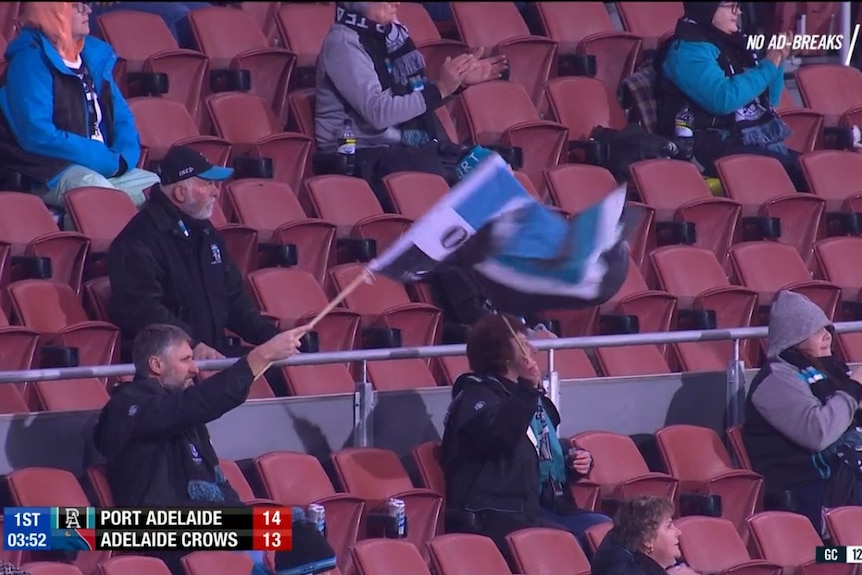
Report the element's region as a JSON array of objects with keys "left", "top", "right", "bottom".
[{"left": 305, "top": 267, "right": 373, "bottom": 329}]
